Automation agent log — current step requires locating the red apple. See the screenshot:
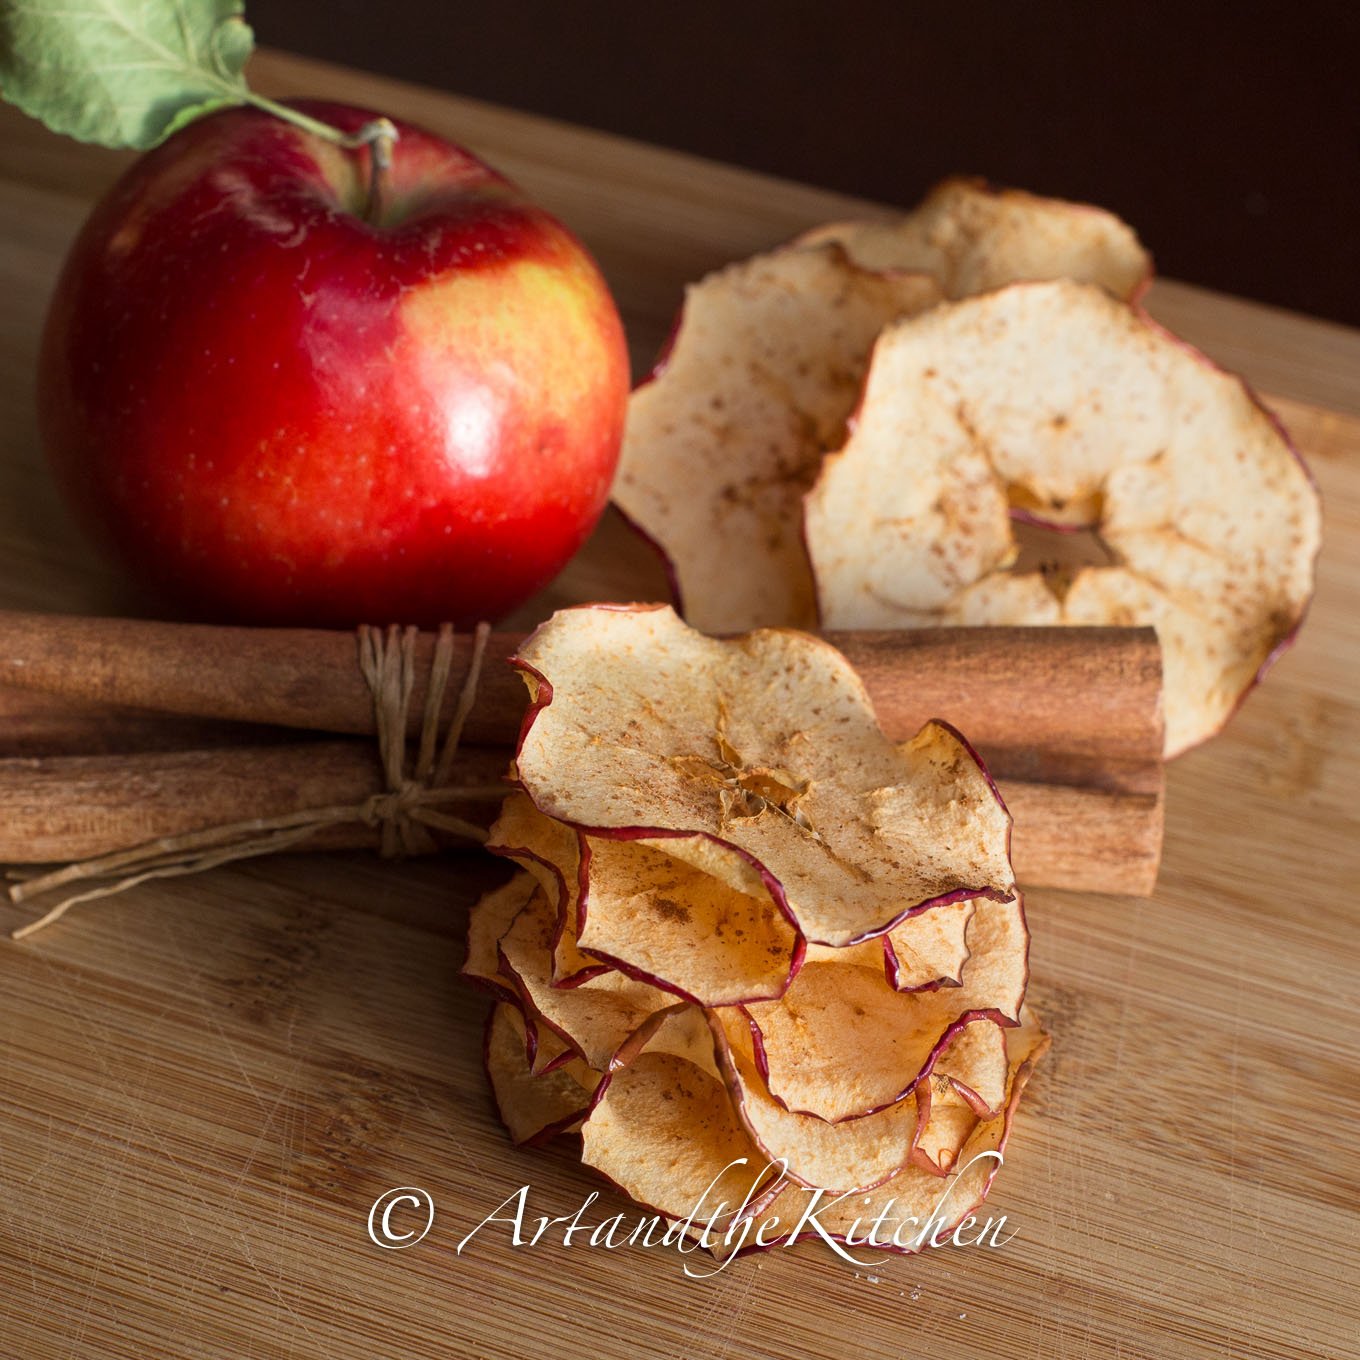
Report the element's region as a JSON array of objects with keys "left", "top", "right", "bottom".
[{"left": 38, "top": 100, "right": 630, "bottom": 627}]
